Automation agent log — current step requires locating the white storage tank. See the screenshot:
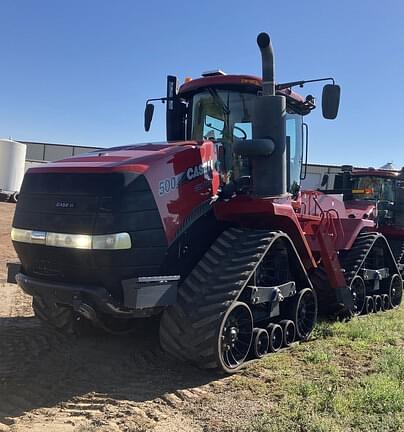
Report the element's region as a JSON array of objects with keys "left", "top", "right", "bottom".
[{"left": 0, "top": 139, "right": 27, "bottom": 195}]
